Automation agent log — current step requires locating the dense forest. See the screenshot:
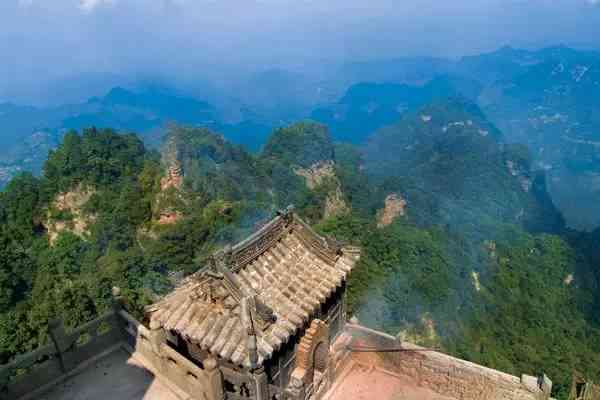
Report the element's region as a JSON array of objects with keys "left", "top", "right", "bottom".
[{"left": 1, "top": 100, "right": 600, "bottom": 398}]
